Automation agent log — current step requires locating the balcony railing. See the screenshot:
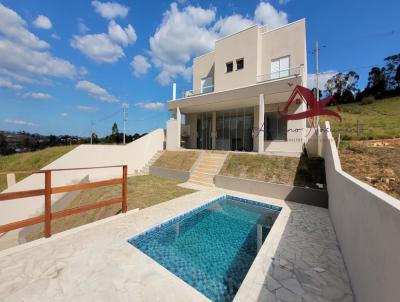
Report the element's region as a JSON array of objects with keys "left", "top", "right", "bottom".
[
  {"left": 184, "top": 85, "right": 214, "bottom": 98},
  {"left": 256, "top": 66, "right": 302, "bottom": 83}
]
